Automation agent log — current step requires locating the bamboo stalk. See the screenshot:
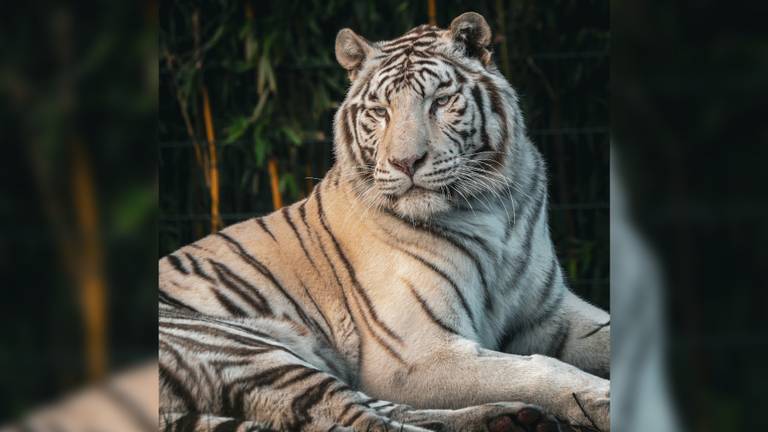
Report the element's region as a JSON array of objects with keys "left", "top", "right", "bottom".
[
  {"left": 427, "top": 0, "right": 437, "bottom": 26},
  {"left": 268, "top": 157, "right": 283, "bottom": 210},
  {"left": 72, "top": 142, "right": 107, "bottom": 381},
  {"left": 162, "top": 48, "right": 209, "bottom": 187},
  {"left": 202, "top": 86, "right": 222, "bottom": 232}
]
